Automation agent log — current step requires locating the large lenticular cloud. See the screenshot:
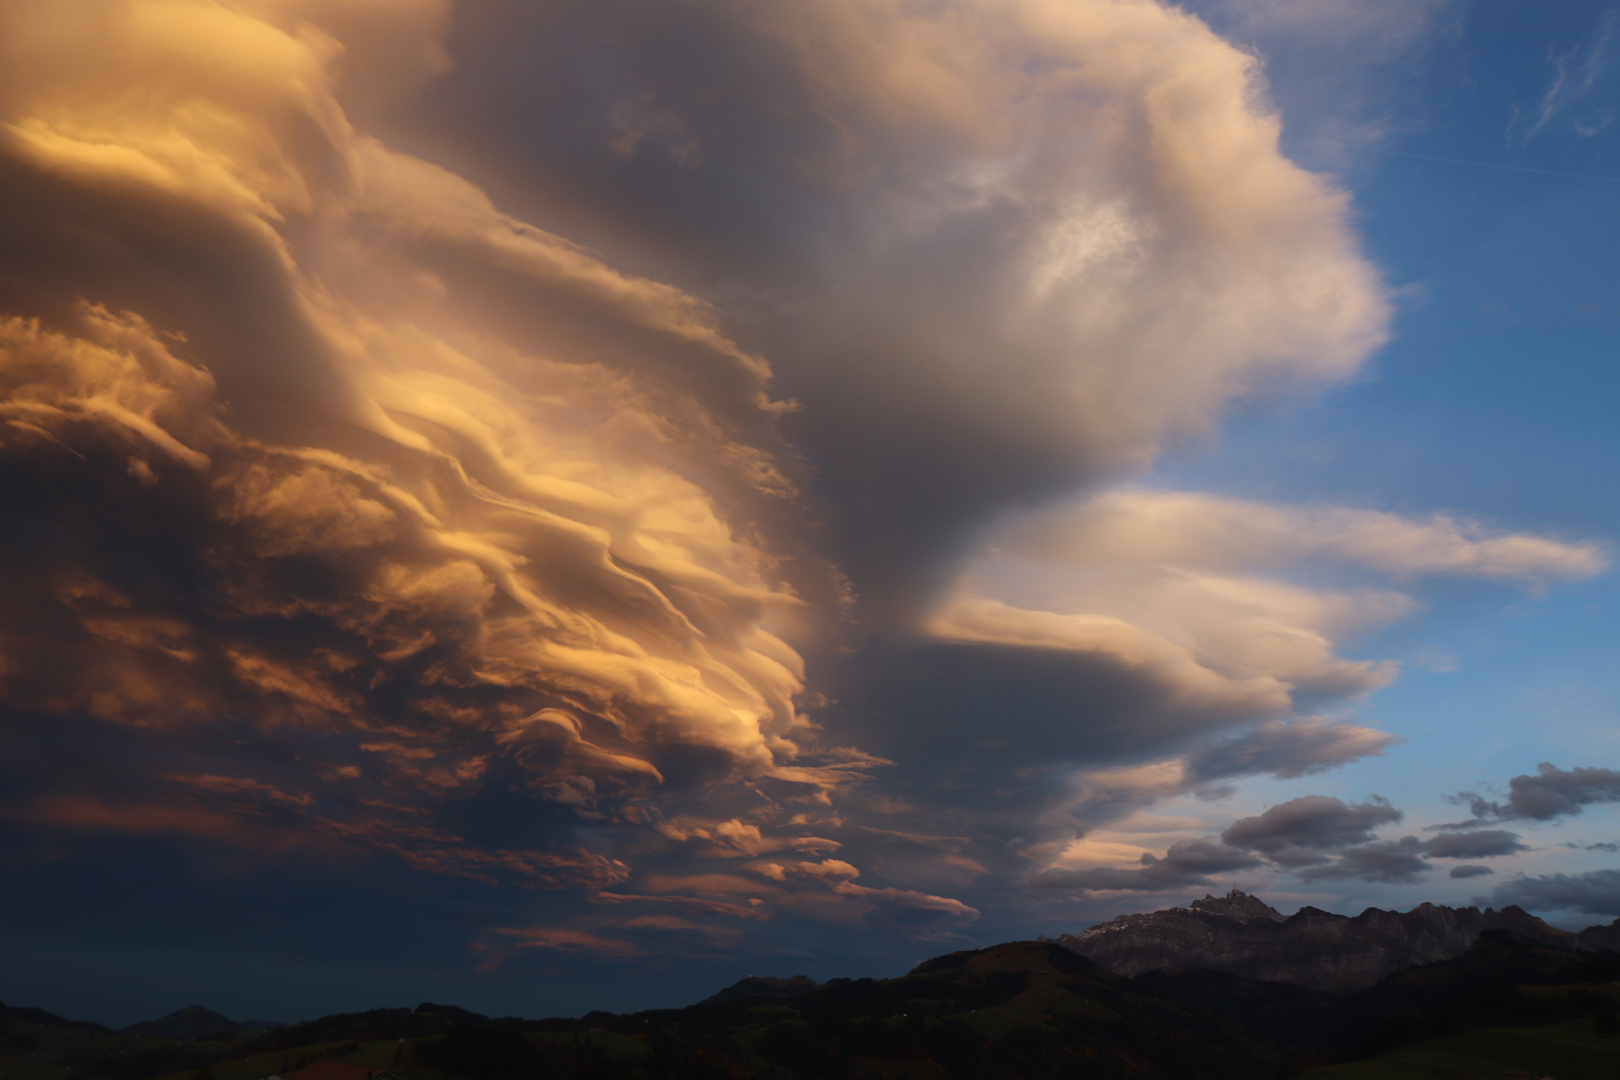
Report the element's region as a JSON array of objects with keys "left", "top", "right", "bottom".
[
  {"left": 0, "top": 0, "right": 847, "bottom": 891},
  {"left": 1, "top": 0, "right": 1602, "bottom": 963}
]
